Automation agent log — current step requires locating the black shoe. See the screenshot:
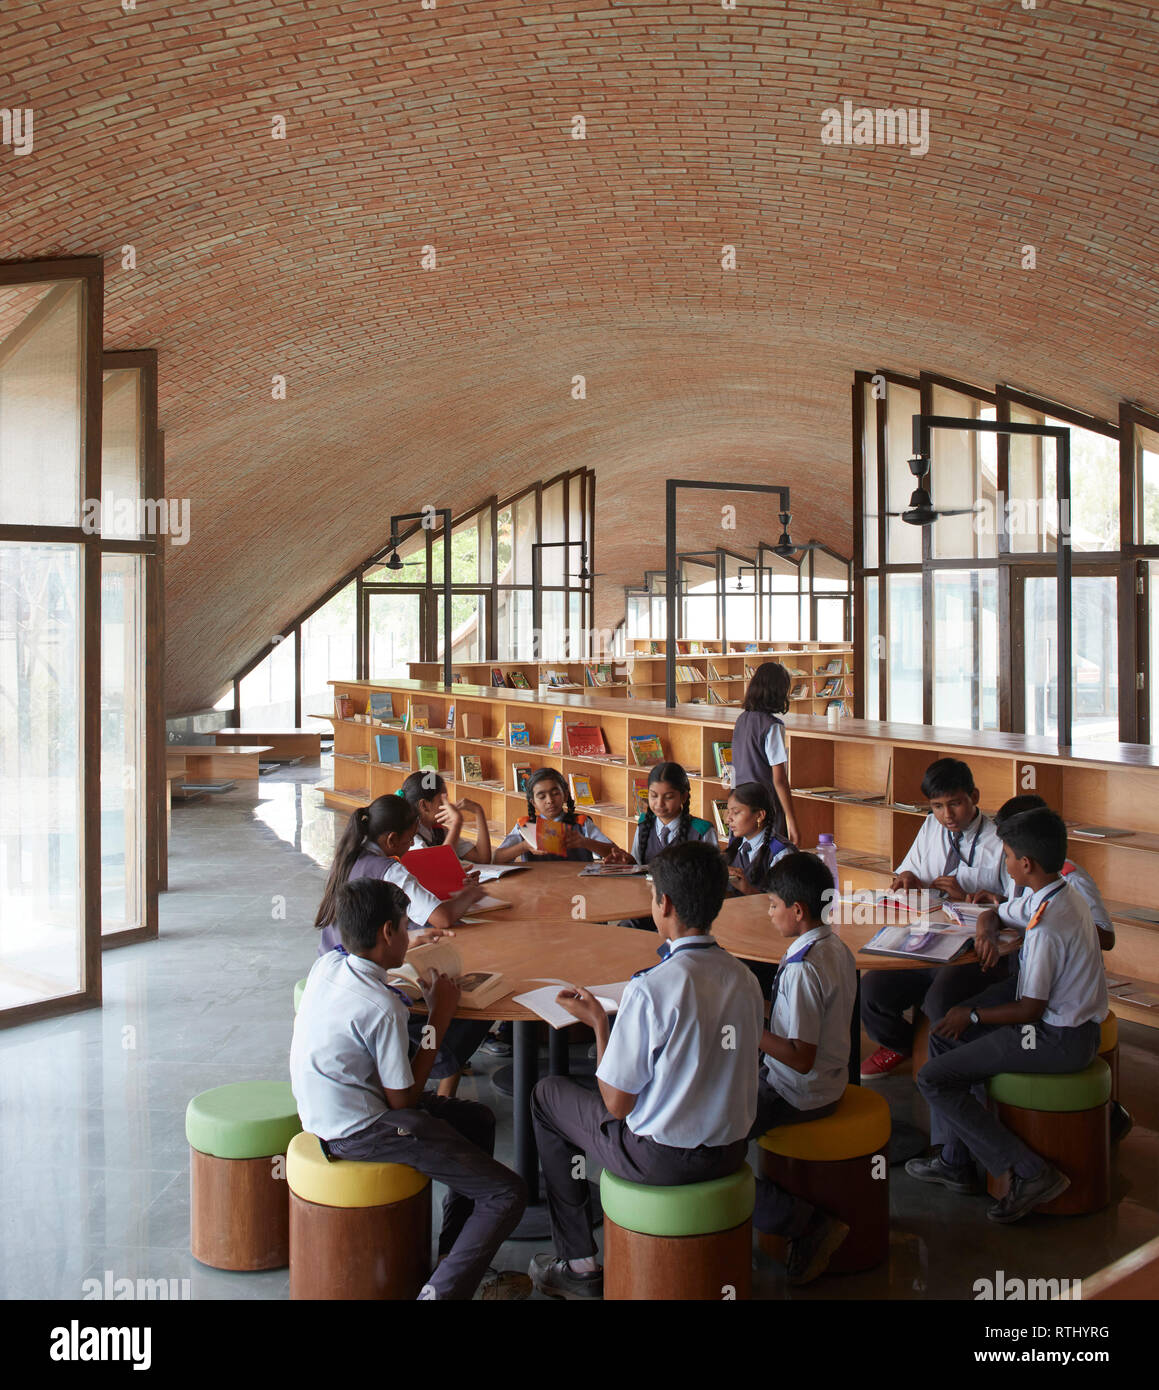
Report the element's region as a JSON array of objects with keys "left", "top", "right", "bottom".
[
  {"left": 1110, "top": 1101, "right": 1133, "bottom": 1145},
  {"left": 785, "top": 1211, "right": 850, "bottom": 1286},
  {"left": 904, "top": 1153, "right": 980, "bottom": 1195},
  {"left": 529, "top": 1254, "right": 603, "bottom": 1300},
  {"left": 481, "top": 1038, "right": 512, "bottom": 1057},
  {"left": 987, "top": 1165, "right": 1070, "bottom": 1224}
]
